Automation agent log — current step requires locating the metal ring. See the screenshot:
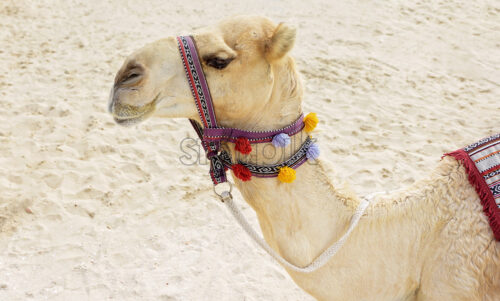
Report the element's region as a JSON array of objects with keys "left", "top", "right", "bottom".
[{"left": 213, "top": 181, "right": 233, "bottom": 199}]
